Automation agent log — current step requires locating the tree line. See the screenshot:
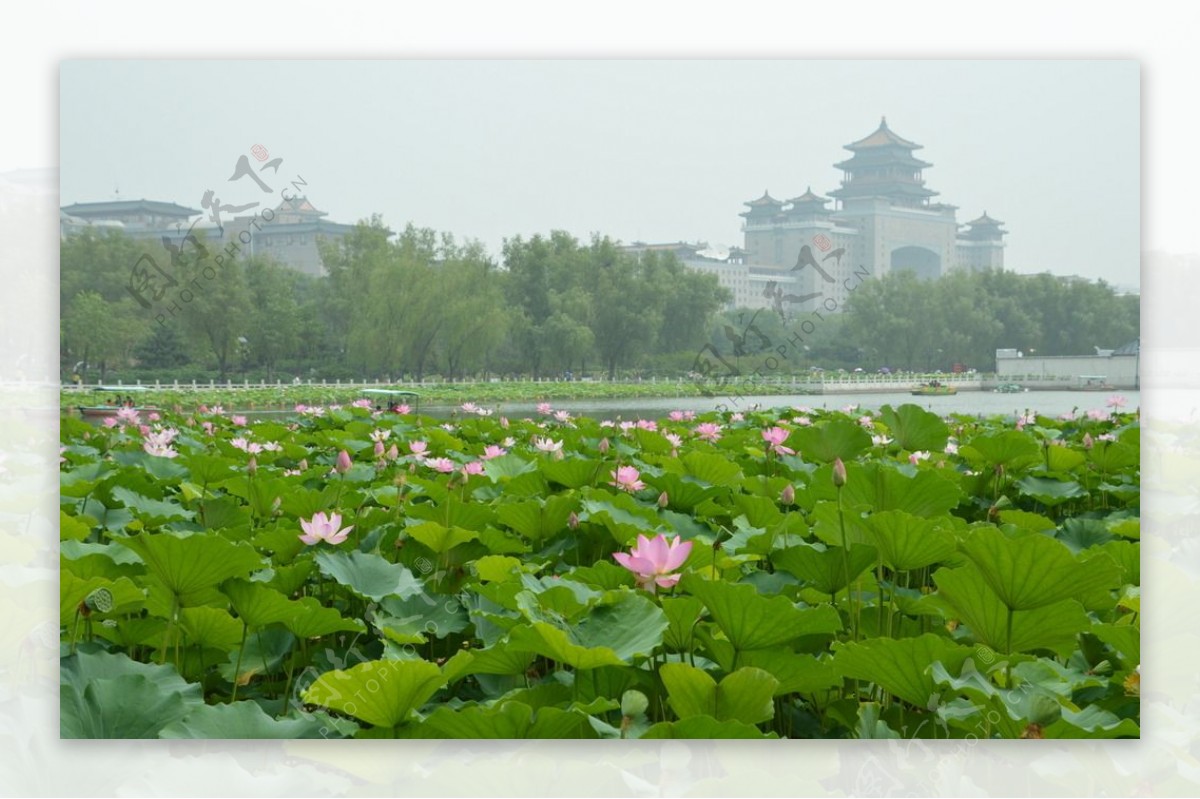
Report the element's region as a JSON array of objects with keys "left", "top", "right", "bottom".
[
  {"left": 59, "top": 221, "right": 731, "bottom": 383},
  {"left": 60, "top": 221, "right": 1138, "bottom": 384}
]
